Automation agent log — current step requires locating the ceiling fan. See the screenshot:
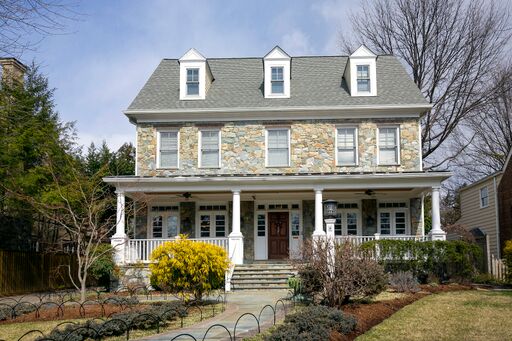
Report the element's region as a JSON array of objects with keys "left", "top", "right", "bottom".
[
  {"left": 353, "top": 189, "right": 386, "bottom": 197},
  {"left": 174, "top": 192, "right": 192, "bottom": 200}
]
